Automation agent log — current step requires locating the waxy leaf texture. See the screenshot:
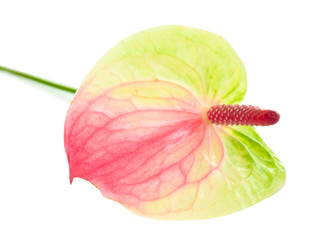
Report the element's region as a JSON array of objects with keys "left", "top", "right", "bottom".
[{"left": 64, "top": 25, "right": 285, "bottom": 220}]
